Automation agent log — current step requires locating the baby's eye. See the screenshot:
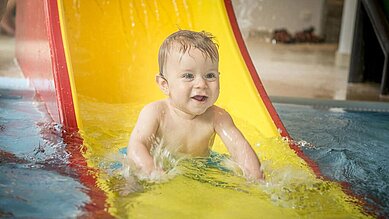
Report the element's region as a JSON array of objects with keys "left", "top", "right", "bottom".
[
  {"left": 182, "top": 73, "right": 194, "bottom": 80},
  {"left": 204, "top": 72, "right": 218, "bottom": 81}
]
